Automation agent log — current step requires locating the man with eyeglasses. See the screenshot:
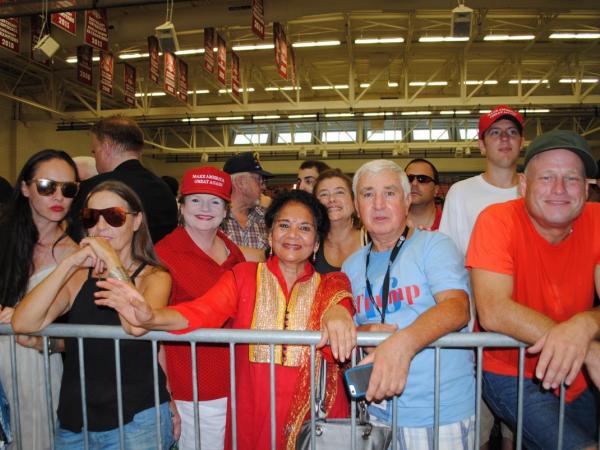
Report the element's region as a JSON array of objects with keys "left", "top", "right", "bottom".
[{"left": 405, "top": 158, "right": 442, "bottom": 230}]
